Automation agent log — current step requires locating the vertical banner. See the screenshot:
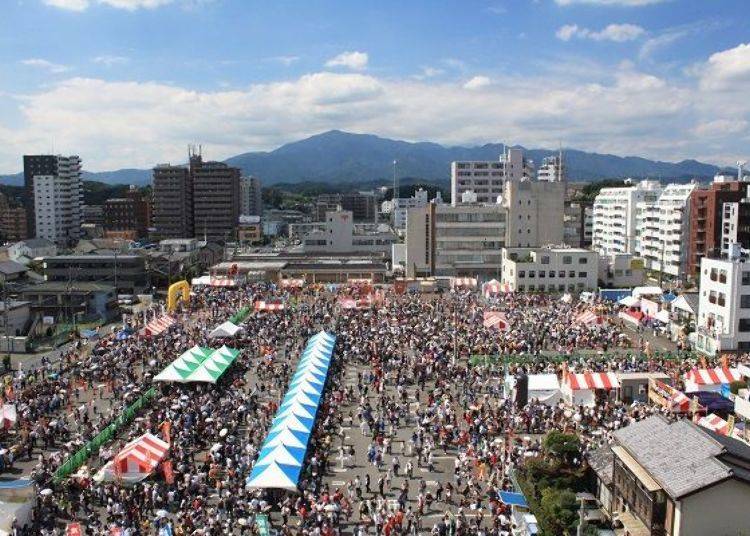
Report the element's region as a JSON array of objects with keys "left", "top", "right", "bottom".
[{"left": 162, "top": 460, "right": 175, "bottom": 485}]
